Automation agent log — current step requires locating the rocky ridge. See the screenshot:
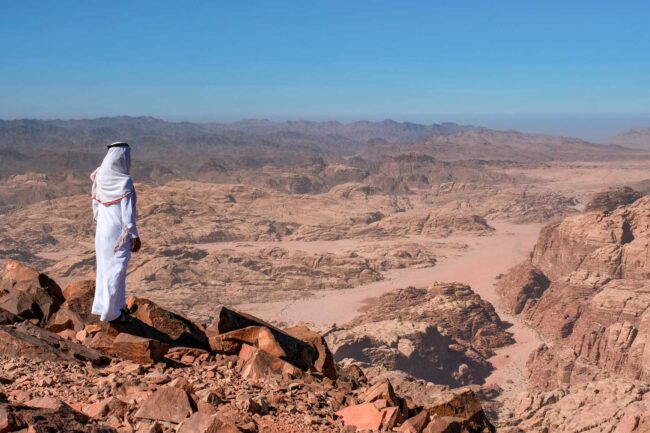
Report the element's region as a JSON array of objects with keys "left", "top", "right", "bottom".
[{"left": 0, "top": 260, "right": 495, "bottom": 433}]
